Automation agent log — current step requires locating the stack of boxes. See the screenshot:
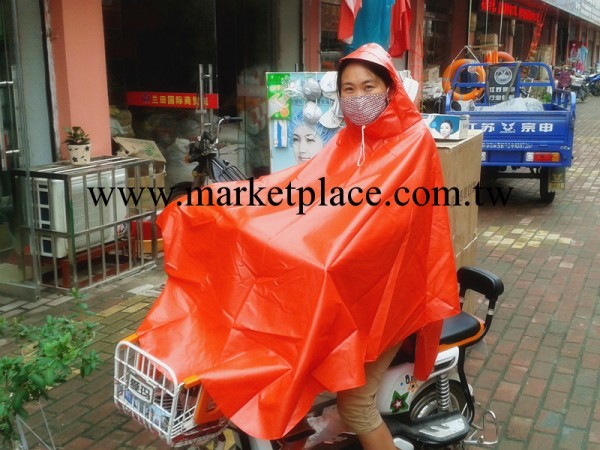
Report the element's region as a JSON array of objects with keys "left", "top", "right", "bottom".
[
  {"left": 114, "top": 137, "right": 167, "bottom": 256},
  {"left": 436, "top": 131, "right": 484, "bottom": 313}
]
